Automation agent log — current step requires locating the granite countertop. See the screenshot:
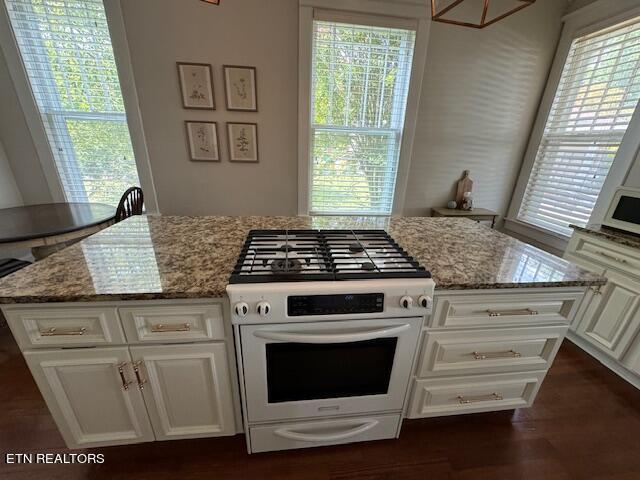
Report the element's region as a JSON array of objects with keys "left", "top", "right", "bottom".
[
  {"left": 0, "top": 215, "right": 604, "bottom": 304},
  {"left": 571, "top": 224, "right": 640, "bottom": 250}
]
